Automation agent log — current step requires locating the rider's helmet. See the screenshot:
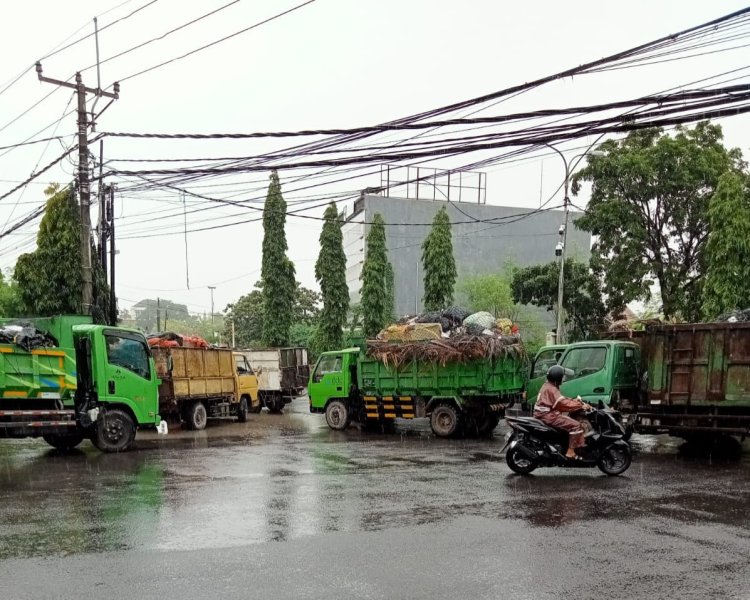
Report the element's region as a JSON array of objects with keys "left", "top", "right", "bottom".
[{"left": 546, "top": 365, "right": 565, "bottom": 386}]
